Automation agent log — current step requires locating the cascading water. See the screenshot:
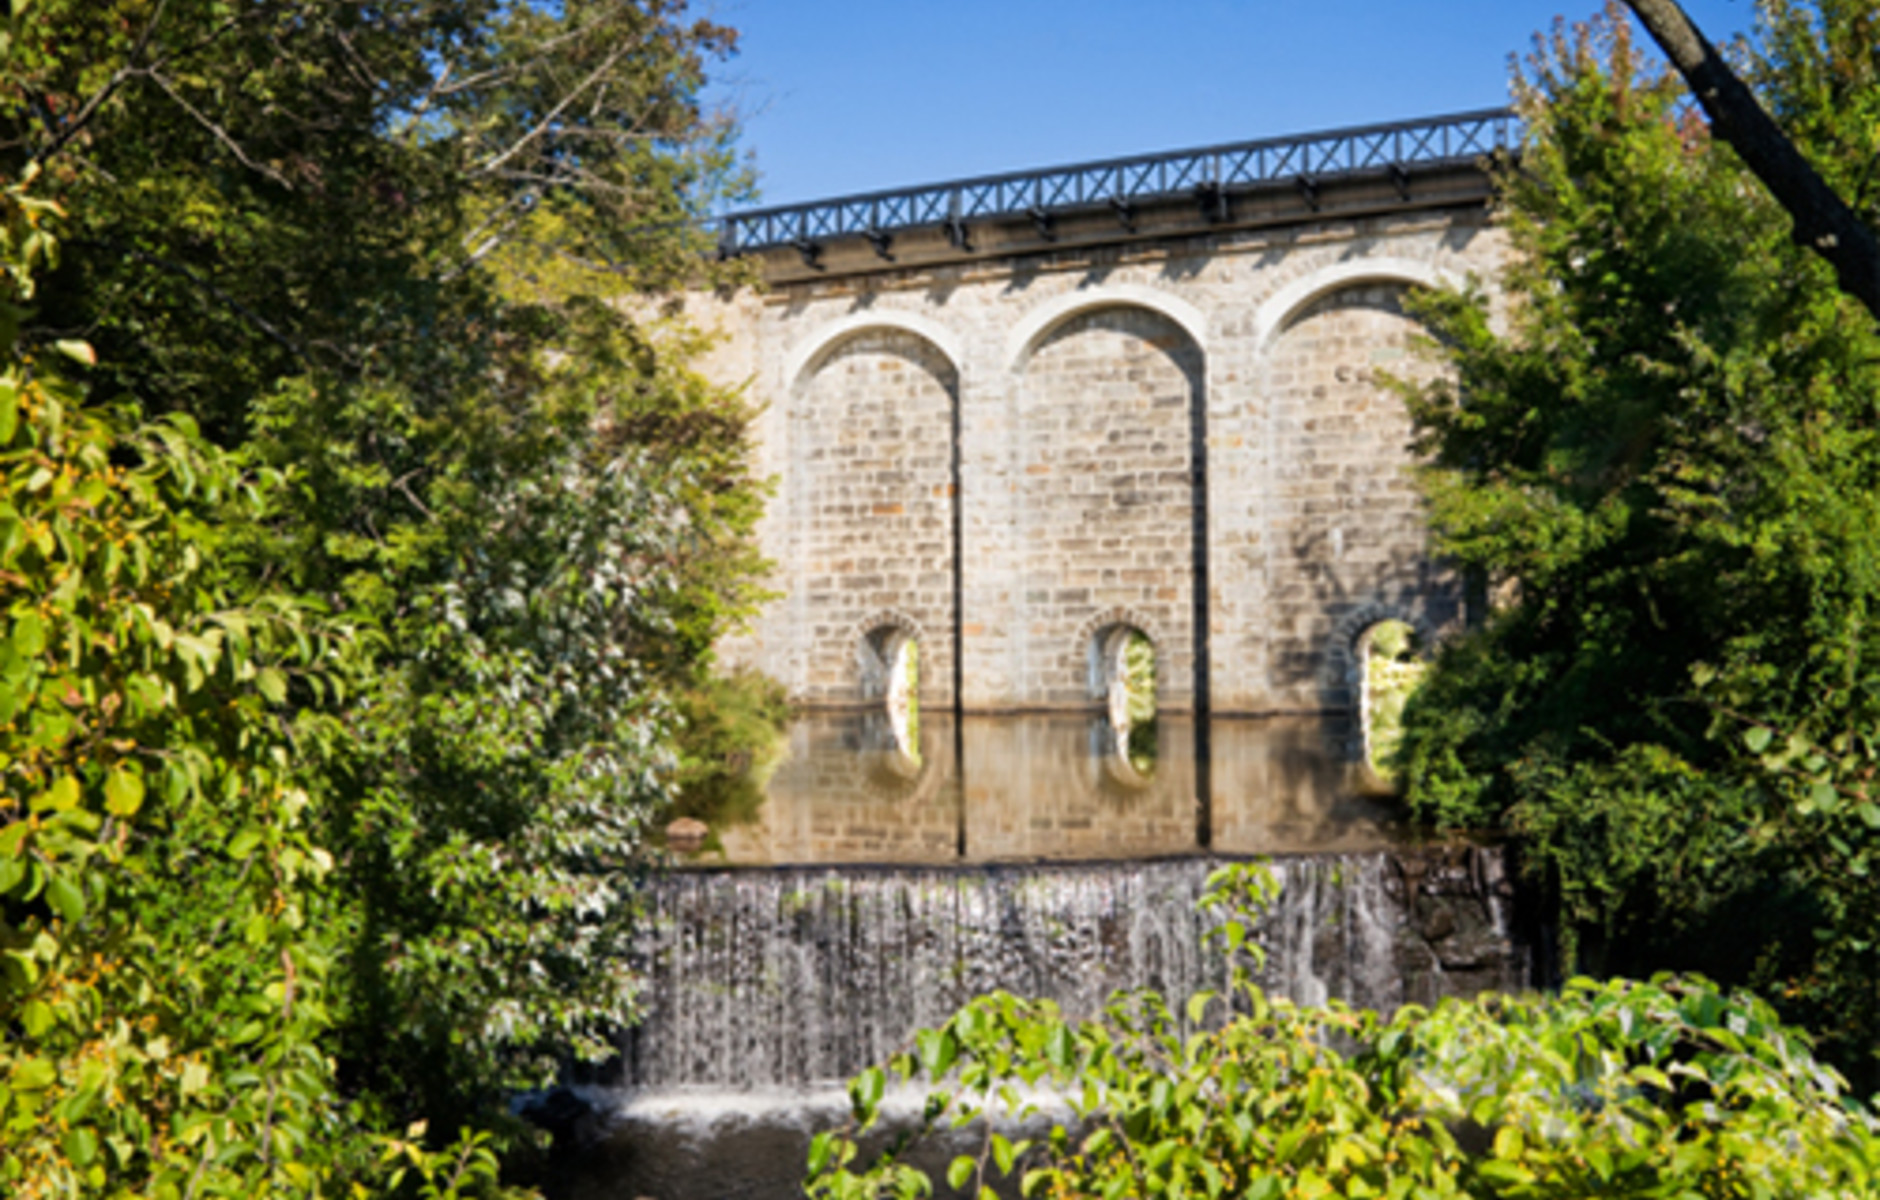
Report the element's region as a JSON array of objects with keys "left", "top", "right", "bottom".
[{"left": 560, "top": 846, "right": 1533, "bottom": 1199}]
